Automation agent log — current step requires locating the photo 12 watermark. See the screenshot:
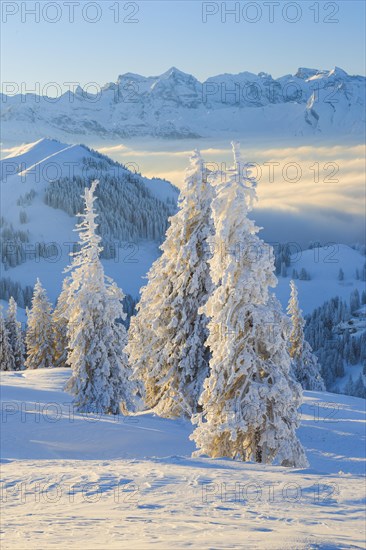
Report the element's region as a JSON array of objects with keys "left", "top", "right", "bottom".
[
  {"left": 201, "top": 2, "right": 340, "bottom": 24},
  {"left": 1, "top": 1, "right": 140, "bottom": 24}
]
